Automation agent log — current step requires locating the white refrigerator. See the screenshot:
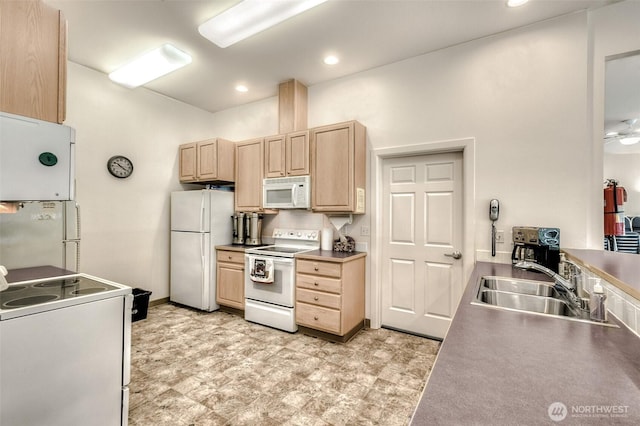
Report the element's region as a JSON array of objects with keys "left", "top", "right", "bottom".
[
  {"left": 0, "top": 201, "right": 80, "bottom": 271},
  {"left": 170, "top": 189, "right": 234, "bottom": 311}
]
